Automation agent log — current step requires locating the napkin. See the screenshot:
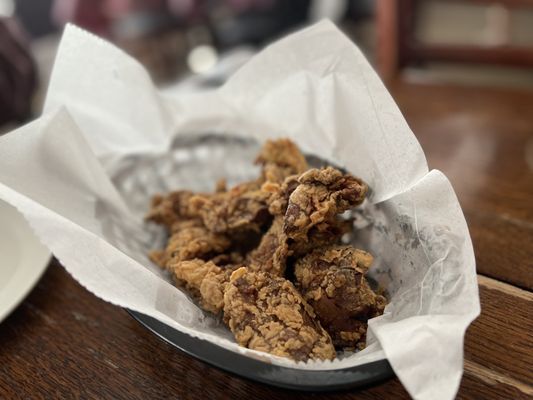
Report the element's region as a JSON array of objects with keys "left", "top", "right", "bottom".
[{"left": 0, "top": 21, "right": 480, "bottom": 400}]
